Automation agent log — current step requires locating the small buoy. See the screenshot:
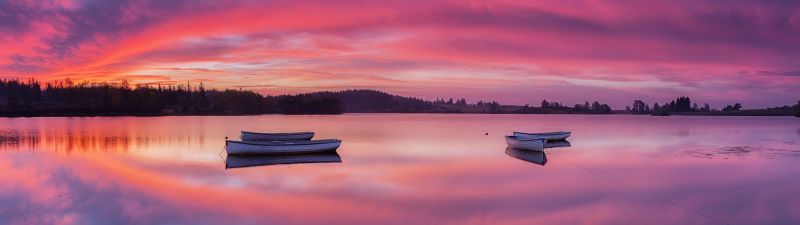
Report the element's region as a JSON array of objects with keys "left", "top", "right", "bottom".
[{"left": 485, "top": 133, "right": 488, "bottom": 135}]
